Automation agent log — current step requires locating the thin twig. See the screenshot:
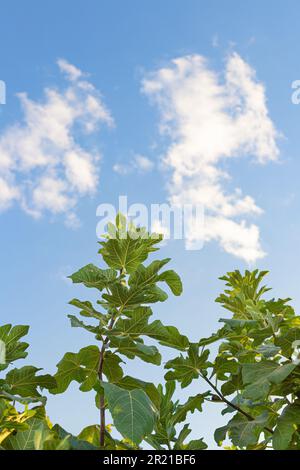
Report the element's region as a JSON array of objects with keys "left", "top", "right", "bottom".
[{"left": 200, "top": 373, "right": 274, "bottom": 434}]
